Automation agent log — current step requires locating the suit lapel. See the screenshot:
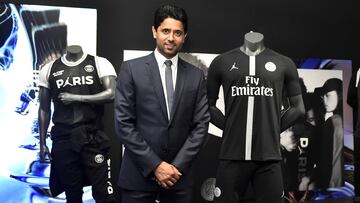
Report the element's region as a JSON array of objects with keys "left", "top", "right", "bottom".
[
  {"left": 146, "top": 54, "right": 168, "bottom": 120},
  {"left": 169, "top": 58, "right": 186, "bottom": 124}
]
